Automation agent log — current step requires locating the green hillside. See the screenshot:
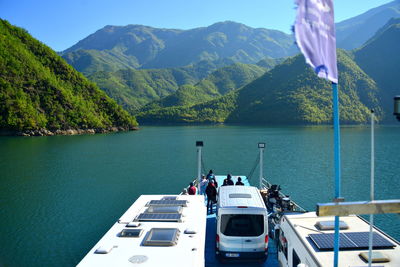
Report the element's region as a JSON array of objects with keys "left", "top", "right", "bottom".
[
  {"left": 88, "top": 68, "right": 194, "bottom": 113},
  {"left": 354, "top": 18, "right": 400, "bottom": 121},
  {"left": 137, "top": 51, "right": 381, "bottom": 124},
  {"left": 0, "top": 19, "right": 137, "bottom": 135},
  {"left": 88, "top": 58, "right": 237, "bottom": 112},
  {"left": 140, "top": 63, "right": 267, "bottom": 111},
  {"left": 225, "top": 51, "right": 381, "bottom": 124},
  {"left": 62, "top": 21, "right": 296, "bottom": 74}
]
